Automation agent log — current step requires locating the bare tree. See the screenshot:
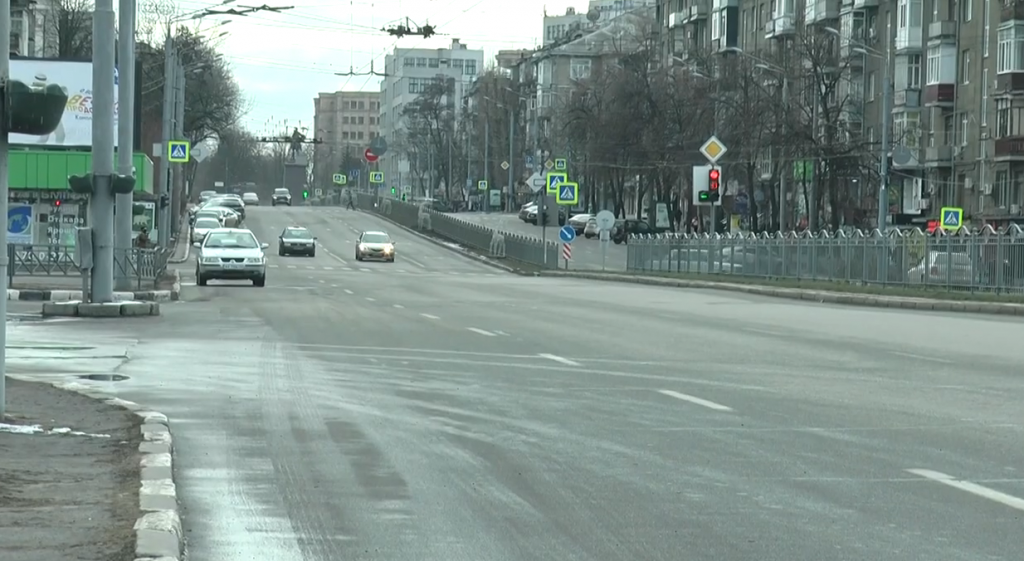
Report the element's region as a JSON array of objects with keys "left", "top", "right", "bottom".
[
  {"left": 44, "top": 0, "right": 93, "bottom": 58},
  {"left": 400, "top": 79, "right": 456, "bottom": 198}
]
